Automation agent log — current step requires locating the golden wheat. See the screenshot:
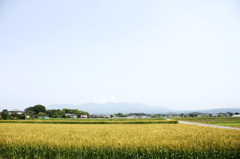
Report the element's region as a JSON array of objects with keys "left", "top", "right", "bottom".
[{"left": 0, "top": 123, "right": 239, "bottom": 151}]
